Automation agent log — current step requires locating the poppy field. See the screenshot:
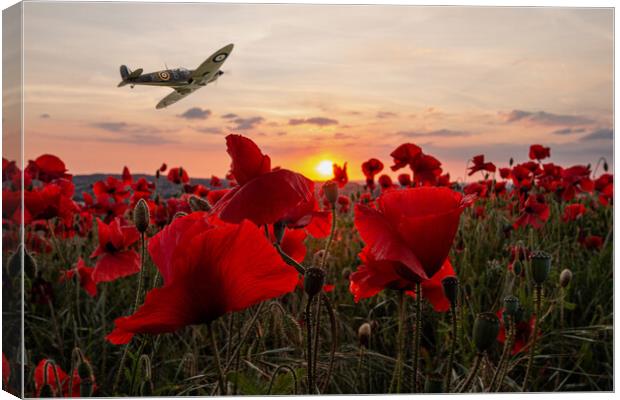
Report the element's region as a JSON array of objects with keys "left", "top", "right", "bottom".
[{"left": 1, "top": 135, "right": 613, "bottom": 396}]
